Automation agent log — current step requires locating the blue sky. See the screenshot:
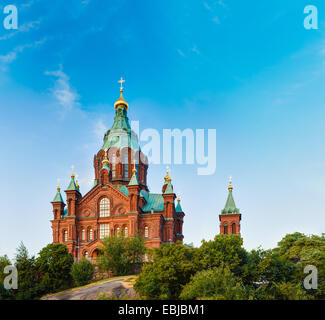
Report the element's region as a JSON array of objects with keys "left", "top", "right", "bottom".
[{"left": 0, "top": 0, "right": 325, "bottom": 260}]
